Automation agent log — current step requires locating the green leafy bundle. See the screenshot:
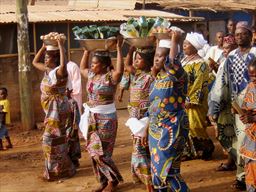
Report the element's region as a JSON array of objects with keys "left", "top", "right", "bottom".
[
  {"left": 120, "top": 16, "right": 171, "bottom": 38},
  {"left": 72, "top": 25, "right": 119, "bottom": 39}
]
